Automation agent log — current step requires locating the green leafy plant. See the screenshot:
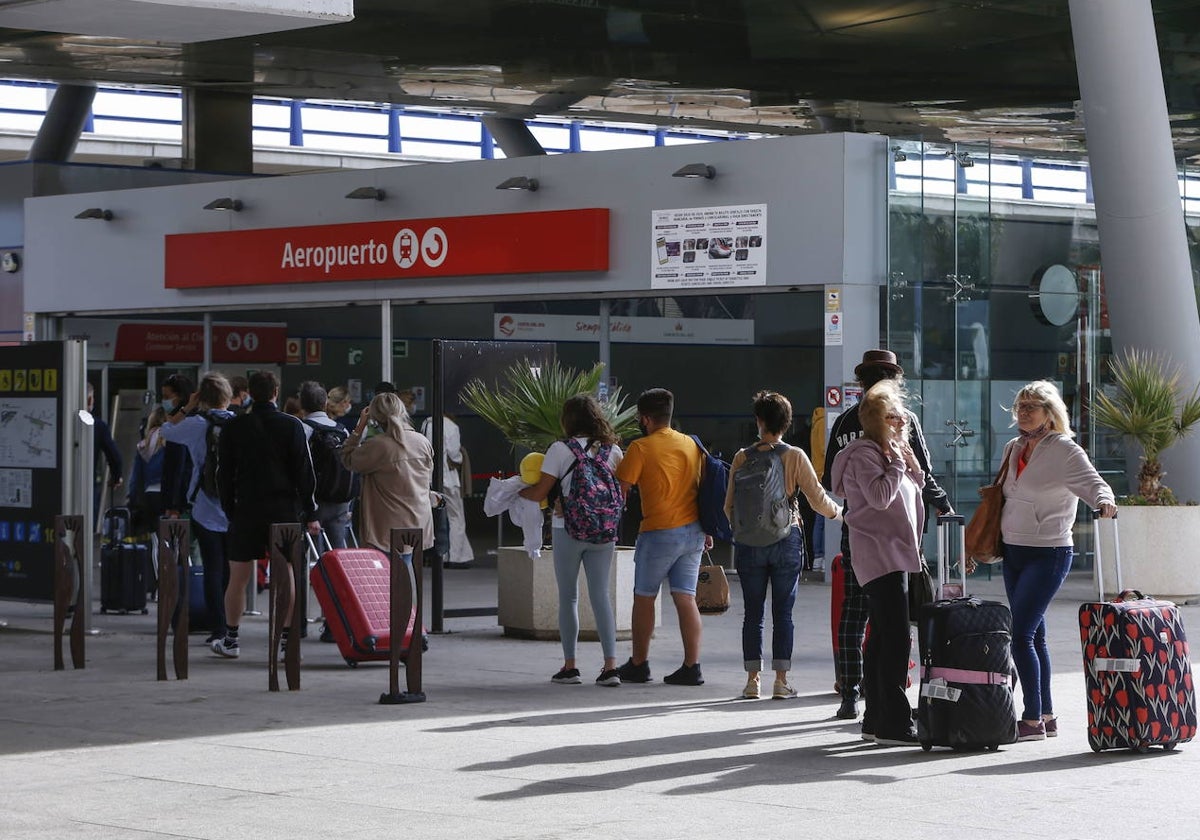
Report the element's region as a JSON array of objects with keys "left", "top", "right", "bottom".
[
  {"left": 1093, "top": 349, "right": 1200, "bottom": 505},
  {"left": 461, "top": 359, "right": 639, "bottom": 452}
]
